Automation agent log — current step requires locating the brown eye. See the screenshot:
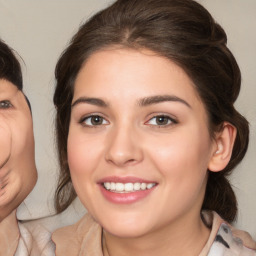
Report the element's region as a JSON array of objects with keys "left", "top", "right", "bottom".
[
  {"left": 0, "top": 100, "right": 12, "bottom": 109},
  {"left": 81, "top": 115, "right": 109, "bottom": 126},
  {"left": 91, "top": 116, "right": 104, "bottom": 125},
  {"left": 155, "top": 116, "right": 170, "bottom": 125},
  {"left": 146, "top": 115, "right": 177, "bottom": 127}
]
